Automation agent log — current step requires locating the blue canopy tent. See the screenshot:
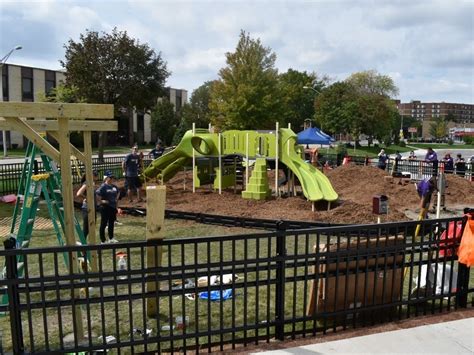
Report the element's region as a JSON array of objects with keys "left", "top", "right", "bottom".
[{"left": 296, "top": 127, "right": 334, "bottom": 145}]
